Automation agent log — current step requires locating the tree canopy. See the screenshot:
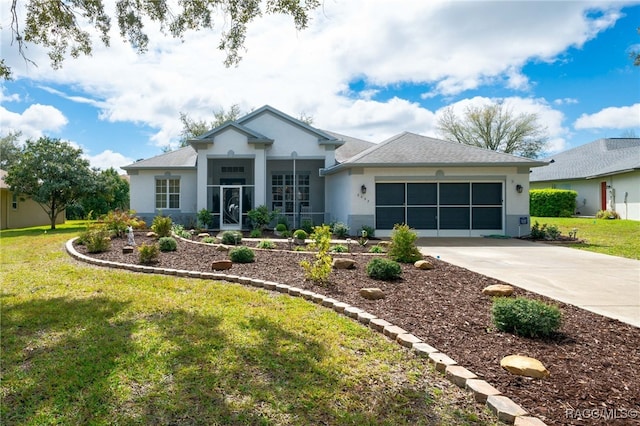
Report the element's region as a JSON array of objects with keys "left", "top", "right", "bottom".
[
  {"left": 4, "top": 137, "right": 95, "bottom": 229},
  {"left": 0, "top": 132, "right": 22, "bottom": 169},
  {"left": 3, "top": 0, "right": 321, "bottom": 80},
  {"left": 178, "top": 104, "right": 243, "bottom": 147},
  {"left": 437, "top": 102, "right": 548, "bottom": 159},
  {"left": 66, "top": 167, "right": 130, "bottom": 219}
]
